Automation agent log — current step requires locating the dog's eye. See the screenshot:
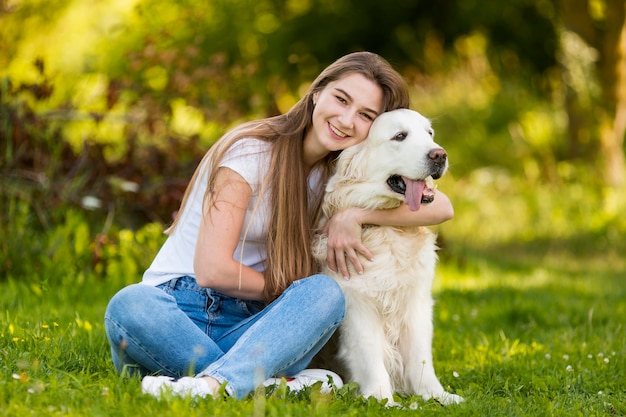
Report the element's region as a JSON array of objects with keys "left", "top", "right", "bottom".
[
  {"left": 392, "top": 131, "right": 408, "bottom": 141},
  {"left": 428, "top": 128, "right": 434, "bottom": 137}
]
